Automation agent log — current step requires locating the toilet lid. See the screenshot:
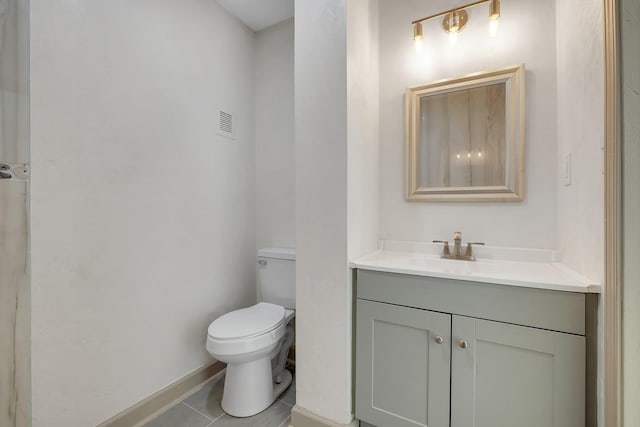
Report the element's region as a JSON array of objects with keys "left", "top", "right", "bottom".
[{"left": 208, "top": 302, "right": 285, "bottom": 340}]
